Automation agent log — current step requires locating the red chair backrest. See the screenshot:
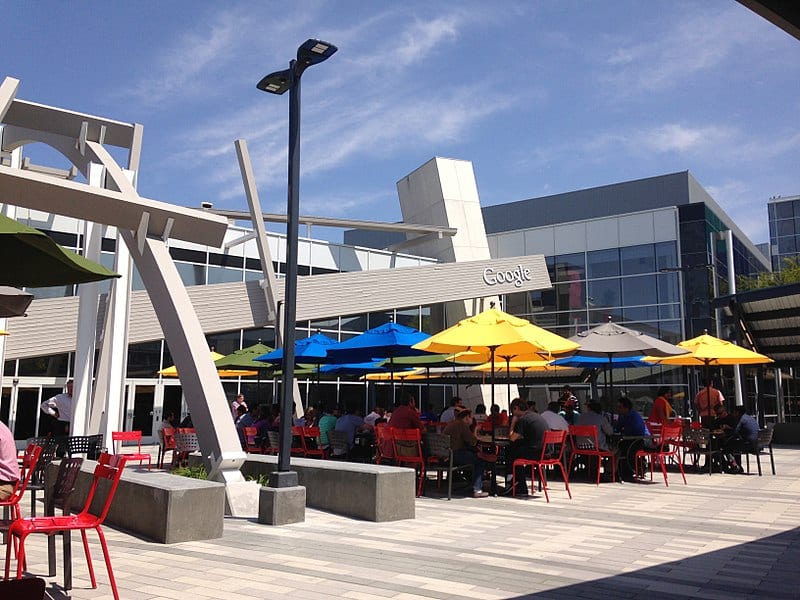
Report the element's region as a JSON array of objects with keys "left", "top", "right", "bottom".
[
  {"left": 162, "top": 427, "right": 176, "bottom": 449},
  {"left": 568, "top": 425, "right": 598, "bottom": 451},
  {"left": 375, "top": 425, "right": 394, "bottom": 459},
  {"left": 243, "top": 426, "right": 259, "bottom": 446},
  {"left": 6, "top": 444, "right": 42, "bottom": 504},
  {"left": 111, "top": 430, "right": 142, "bottom": 443},
  {"left": 392, "top": 428, "right": 423, "bottom": 460},
  {"left": 540, "top": 429, "right": 567, "bottom": 461},
  {"left": 659, "top": 424, "right": 683, "bottom": 449},
  {"left": 79, "top": 453, "right": 129, "bottom": 524}
]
